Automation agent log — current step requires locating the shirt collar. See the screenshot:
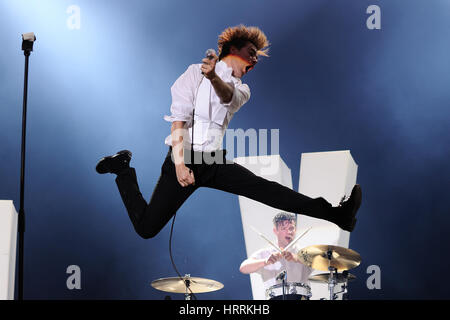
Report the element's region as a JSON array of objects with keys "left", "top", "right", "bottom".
[{"left": 215, "top": 60, "right": 233, "bottom": 79}]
